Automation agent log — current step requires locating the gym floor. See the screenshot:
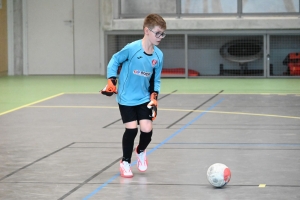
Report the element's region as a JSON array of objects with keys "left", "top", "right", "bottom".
[{"left": 0, "top": 76, "right": 300, "bottom": 200}]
